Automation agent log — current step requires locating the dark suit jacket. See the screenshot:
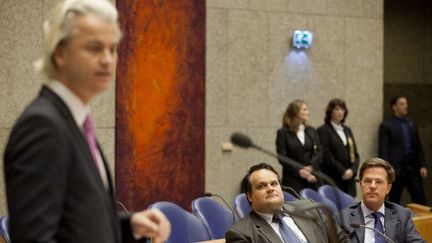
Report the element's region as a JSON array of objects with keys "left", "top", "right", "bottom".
[
  {"left": 3, "top": 87, "right": 138, "bottom": 243},
  {"left": 334, "top": 202, "right": 425, "bottom": 243},
  {"left": 225, "top": 200, "right": 349, "bottom": 243},
  {"left": 318, "top": 123, "right": 359, "bottom": 196},
  {"left": 378, "top": 116, "right": 426, "bottom": 174},
  {"left": 276, "top": 127, "right": 323, "bottom": 191}
]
